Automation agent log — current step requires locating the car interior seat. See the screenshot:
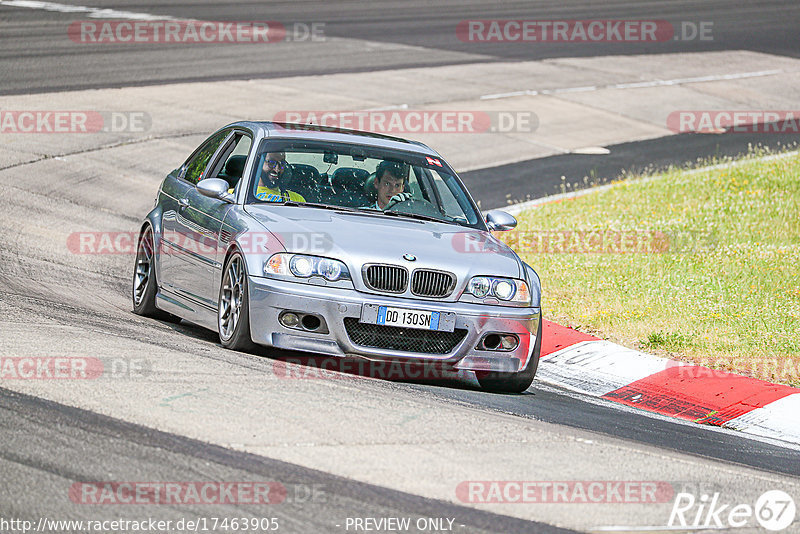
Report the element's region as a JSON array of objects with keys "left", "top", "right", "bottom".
[
  {"left": 288, "top": 163, "right": 321, "bottom": 202},
  {"left": 219, "top": 155, "right": 247, "bottom": 189},
  {"left": 331, "top": 167, "right": 370, "bottom": 207}
]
